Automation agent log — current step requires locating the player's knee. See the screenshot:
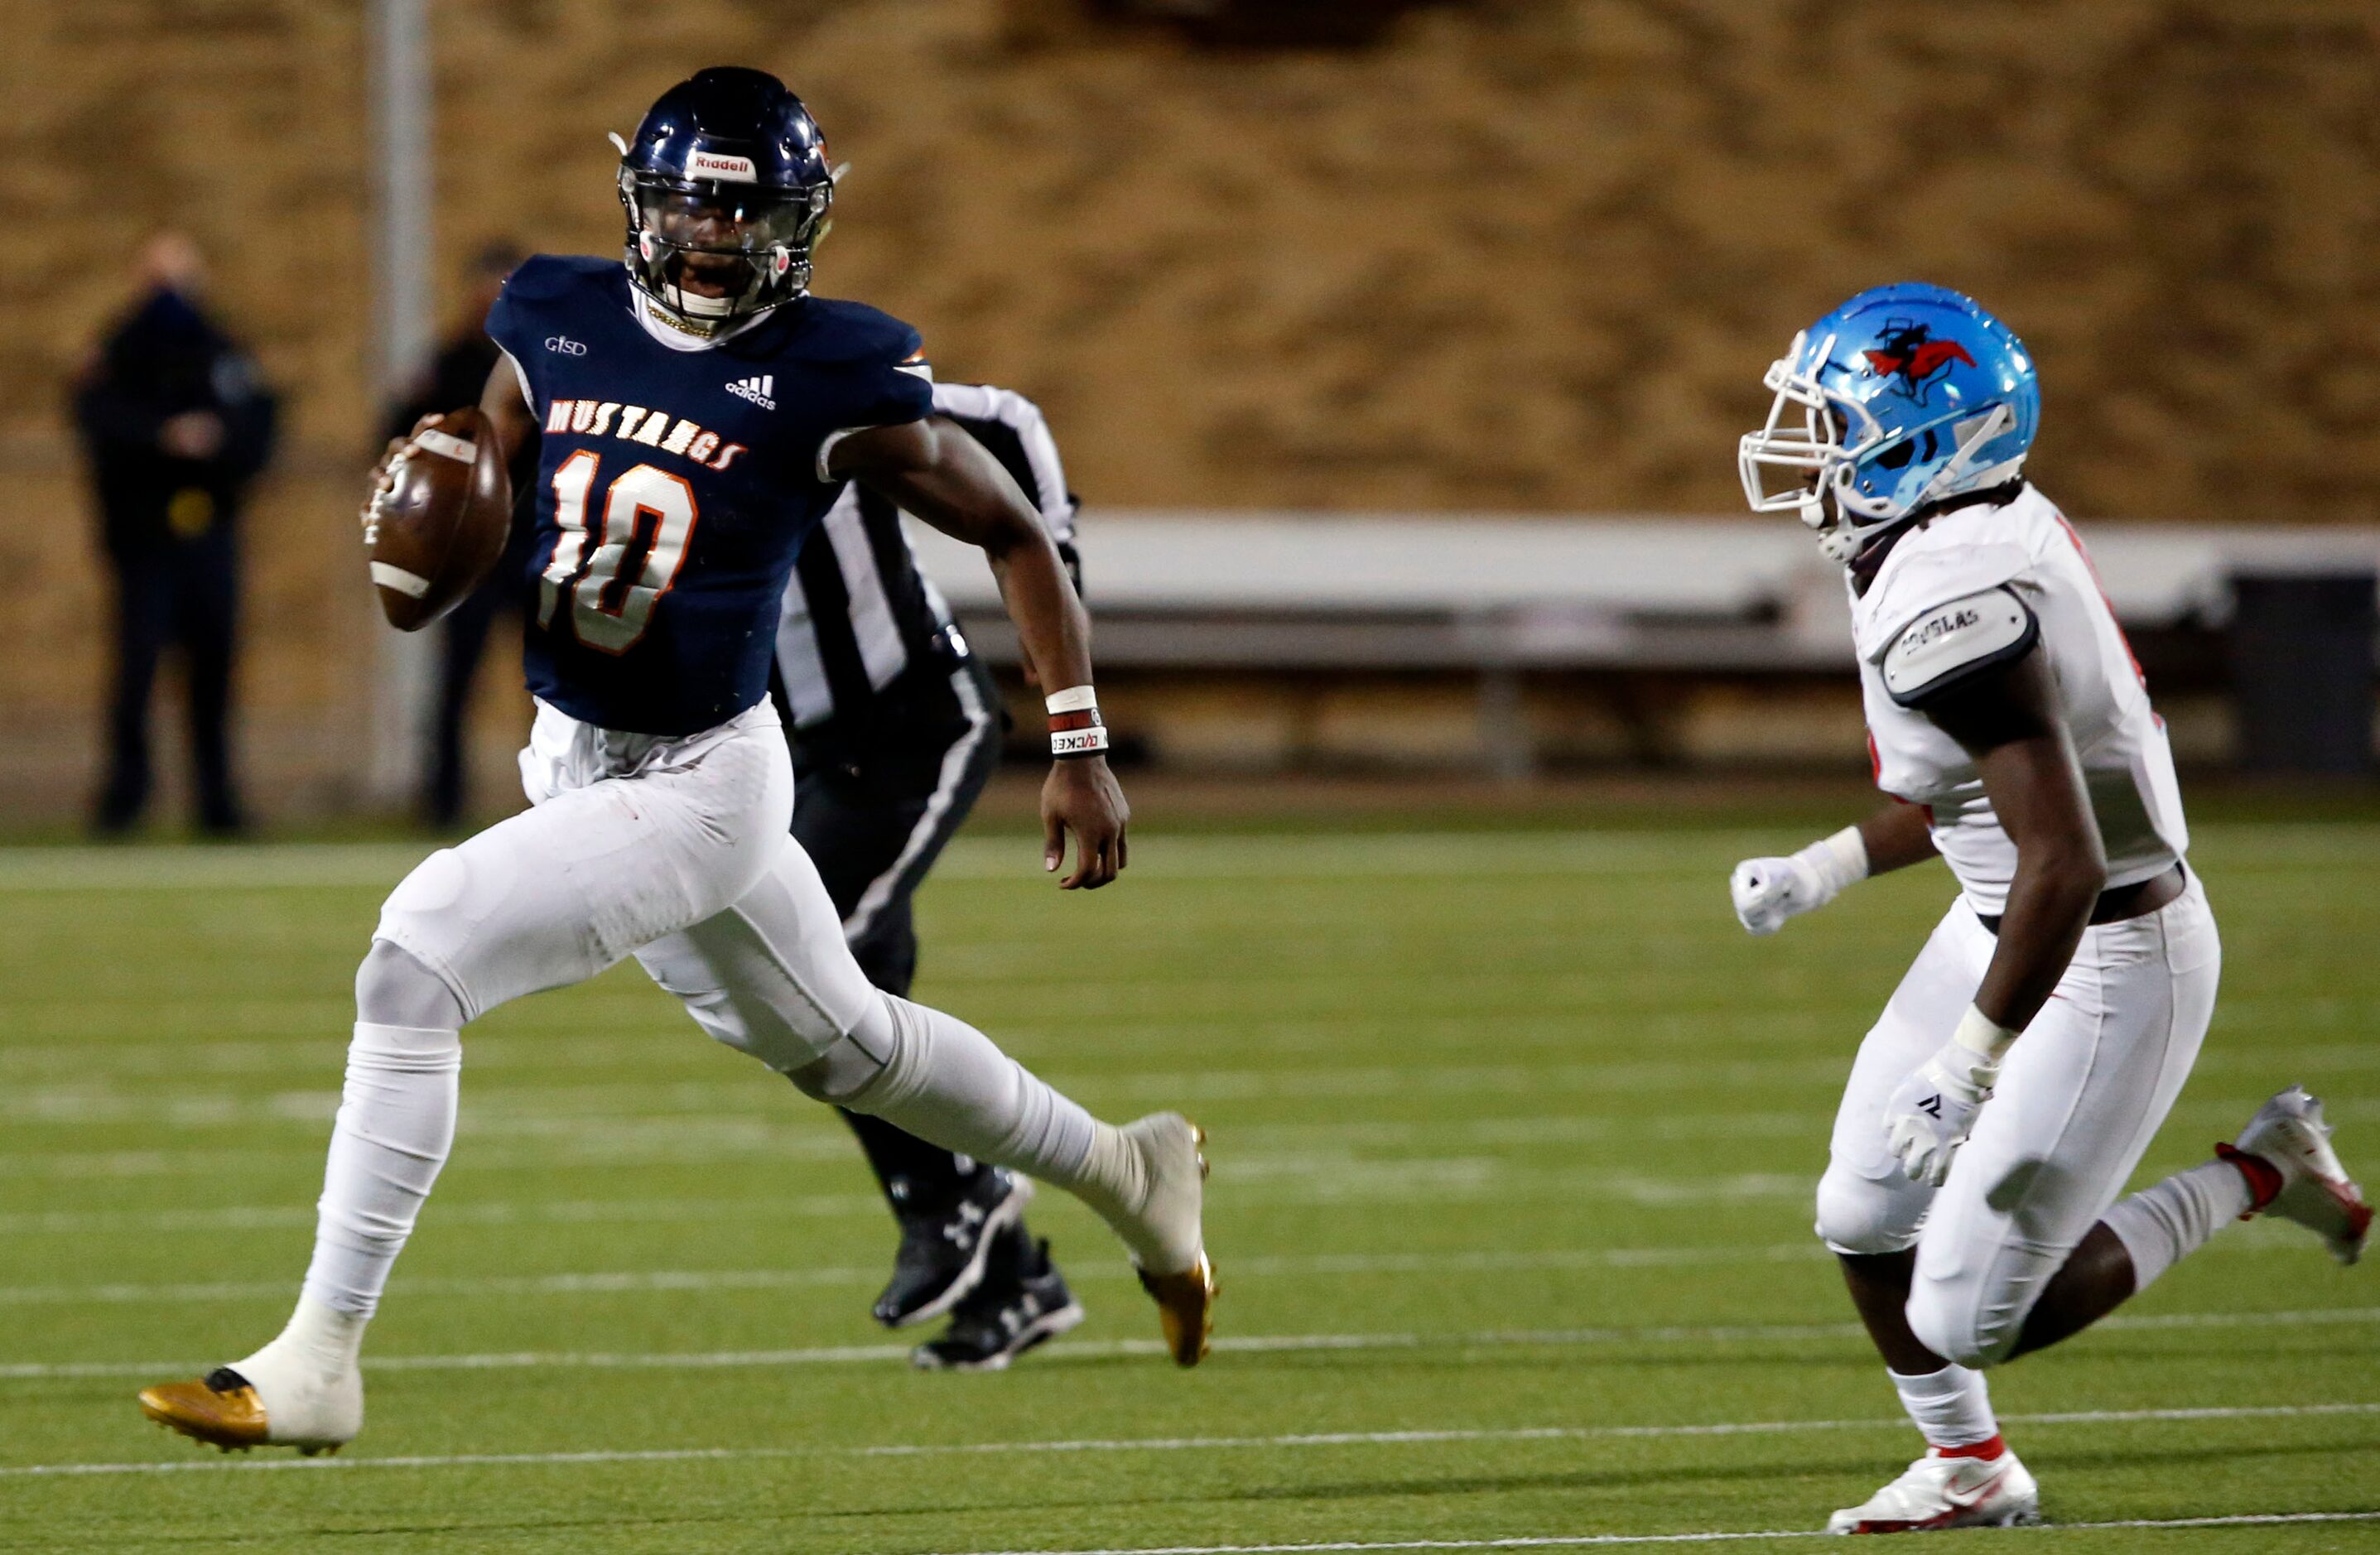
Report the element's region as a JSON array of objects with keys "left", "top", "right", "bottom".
[
  {"left": 786, "top": 990, "right": 906, "bottom": 1107},
  {"left": 1814, "top": 1163, "right": 1925, "bottom": 1256},
  {"left": 354, "top": 939, "right": 466, "bottom": 1030},
  {"left": 785, "top": 1037, "right": 879, "bottom": 1105},
  {"left": 1905, "top": 1274, "right": 2016, "bottom": 1370},
  {"left": 370, "top": 848, "right": 486, "bottom": 1020}
]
